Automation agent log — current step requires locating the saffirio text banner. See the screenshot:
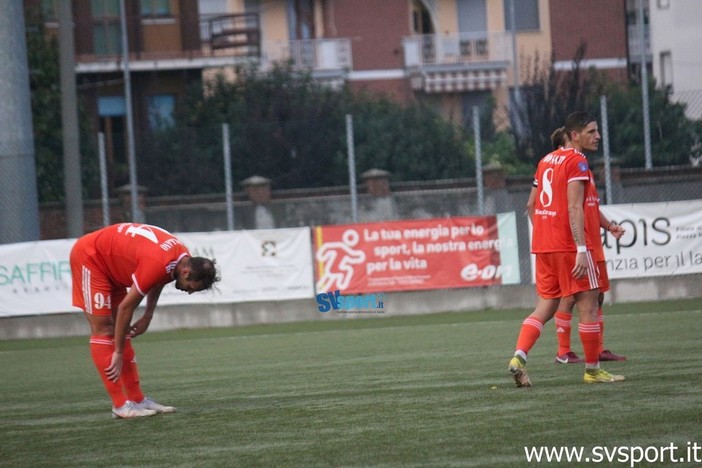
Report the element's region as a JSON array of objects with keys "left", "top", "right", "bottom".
[
  {"left": 0, "top": 238, "right": 74, "bottom": 317},
  {"left": 313, "top": 214, "right": 521, "bottom": 294},
  {"left": 599, "top": 200, "right": 702, "bottom": 279},
  {"left": 0, "top": 227, "right": 314, "bottom": 317}
]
